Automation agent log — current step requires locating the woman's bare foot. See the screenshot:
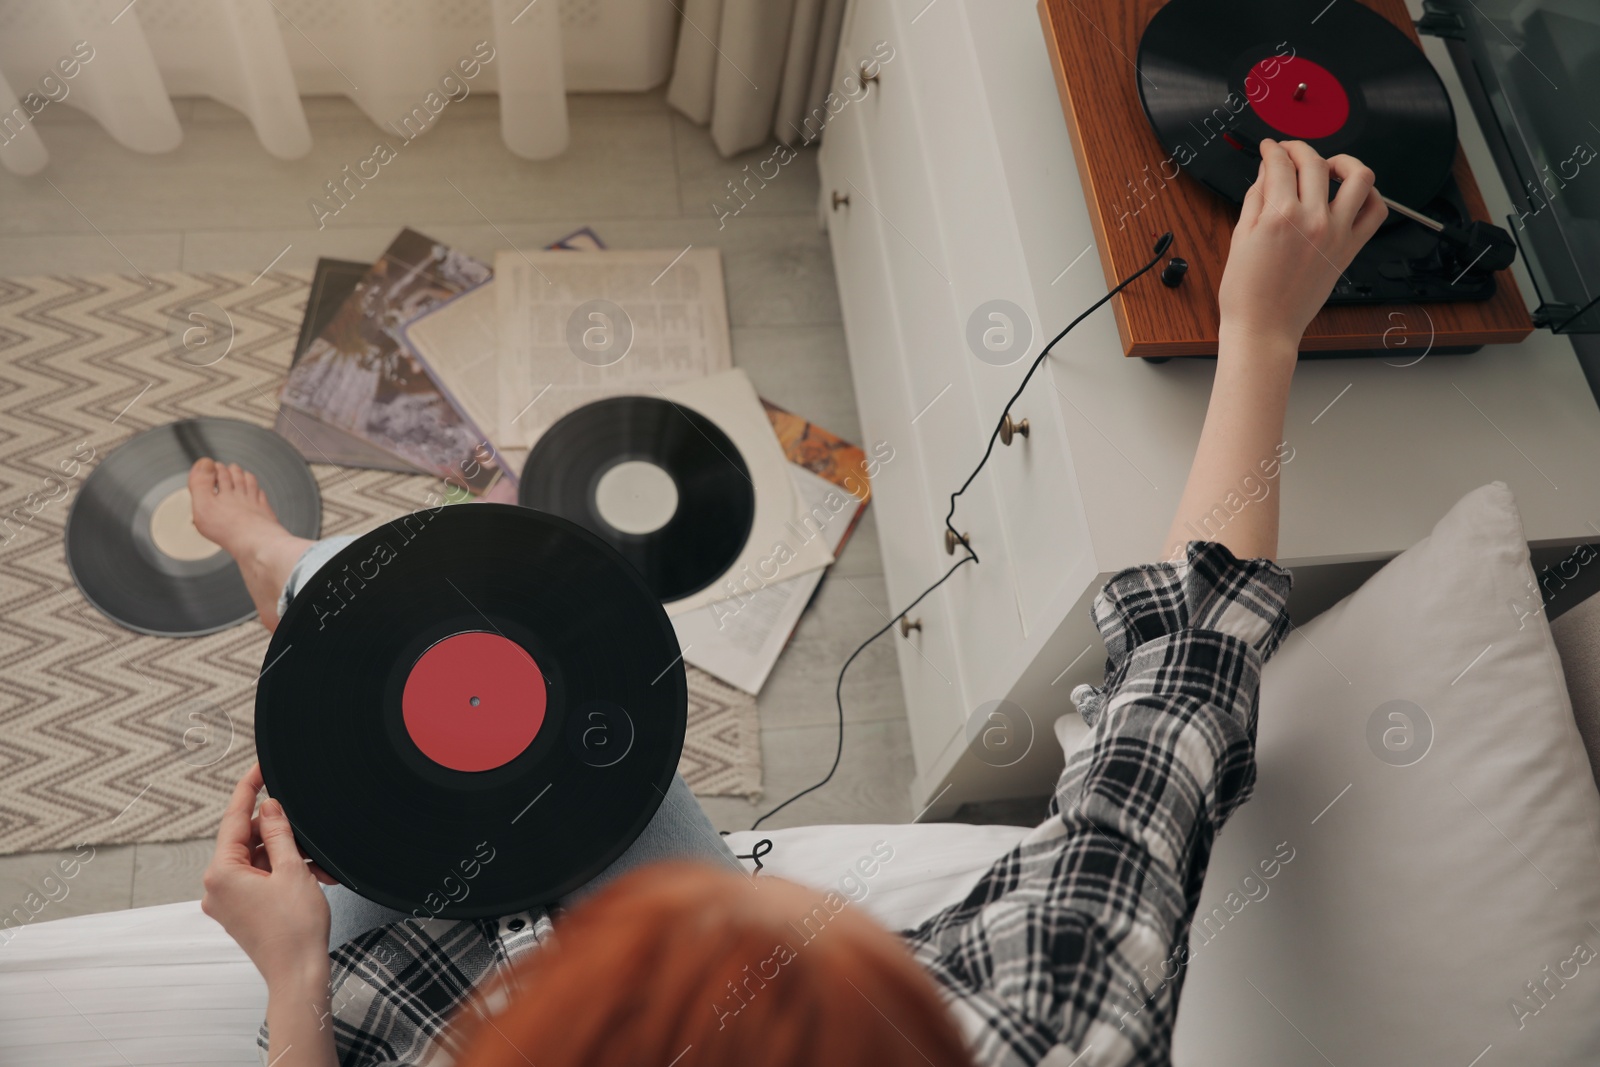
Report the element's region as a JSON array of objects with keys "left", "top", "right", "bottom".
[{"left": 188, "top": 458, "right": 314, "bottom": 633}]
